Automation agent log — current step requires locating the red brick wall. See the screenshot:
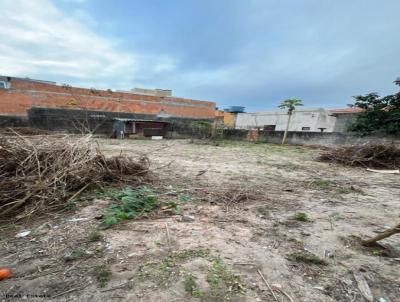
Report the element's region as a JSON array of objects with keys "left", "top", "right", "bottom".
[{"left": 0, "top": 78, "right": 216, "bottom": 119}]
